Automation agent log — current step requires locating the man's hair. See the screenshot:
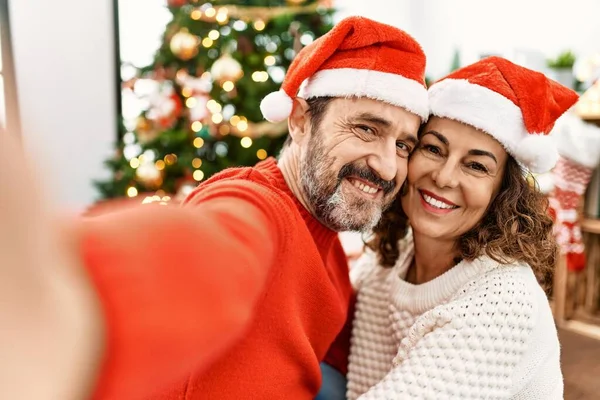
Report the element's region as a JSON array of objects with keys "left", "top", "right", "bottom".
[
  {"left": 282, "top": 96, "right": 334, "bottom": 148},
  {"left": 367, "top": 155, "right": 557, "bottom": 294}
]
